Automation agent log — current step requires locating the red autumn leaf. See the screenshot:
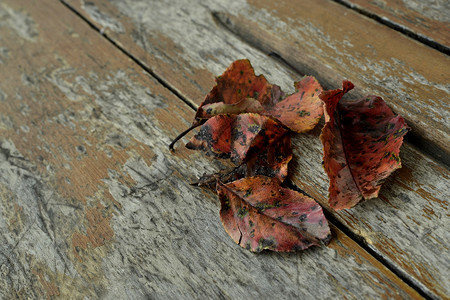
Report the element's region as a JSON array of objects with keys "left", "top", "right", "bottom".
[
  {"left": 217, "top": 176, "right": 331, "bottom": 252},
  {"left": 265, "top": 76, "right": 324, "bottom": 133},
  {"left": 186, "top": 114, "right": 234, "bottom": 160},
  {"left": 194, "top": 59, "right": 284, "bottom": 123},
  {"left": 170, "top": 60, "right": 324, "bottom": 151},
  {"left": 234, "top": 130, "right": 292, "bottom": 181},
  {"left": 194, "top": 59, "right": 323, "bottom": 132},
  {"left": 320, "top": 81, "right": 409, "bottom": 210},
  {"left": 186, "top": 113, "right": 292, "bottom": 182}
]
